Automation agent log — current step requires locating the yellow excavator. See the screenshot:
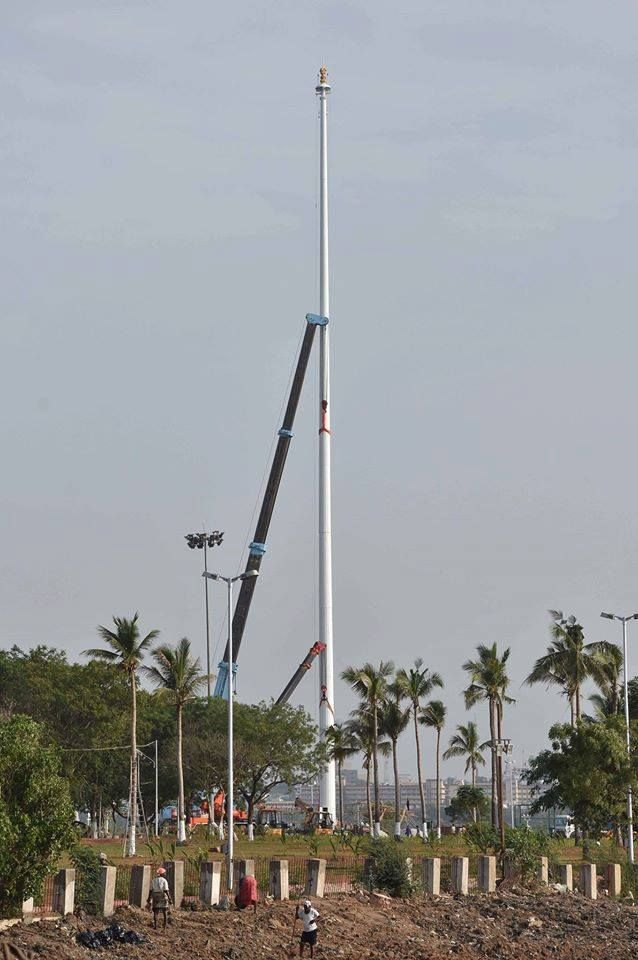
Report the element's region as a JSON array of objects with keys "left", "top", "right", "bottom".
[{"left": 294, "top": 797, "right": 334, "bottom": 834}]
